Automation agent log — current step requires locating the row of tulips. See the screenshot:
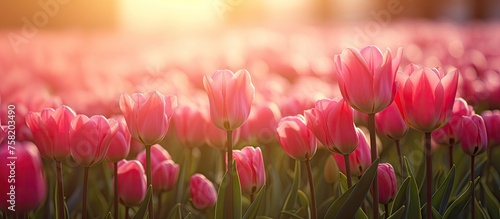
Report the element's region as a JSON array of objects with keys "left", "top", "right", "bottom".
[{"left": 1, "top": 43, "right": 499, "bottom": 219}]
